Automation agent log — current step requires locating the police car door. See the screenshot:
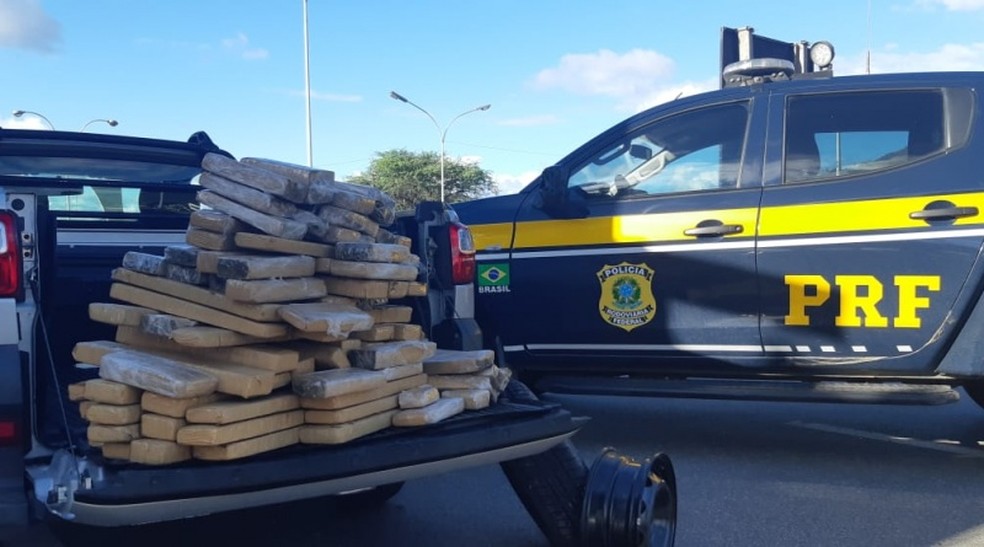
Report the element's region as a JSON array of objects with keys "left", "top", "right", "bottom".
[
  {"left": 503, "top": 98, "right": 766, "bottom": 370},
  {"left": 758, "top": 82, "right": 982, "bottom": 373}
]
